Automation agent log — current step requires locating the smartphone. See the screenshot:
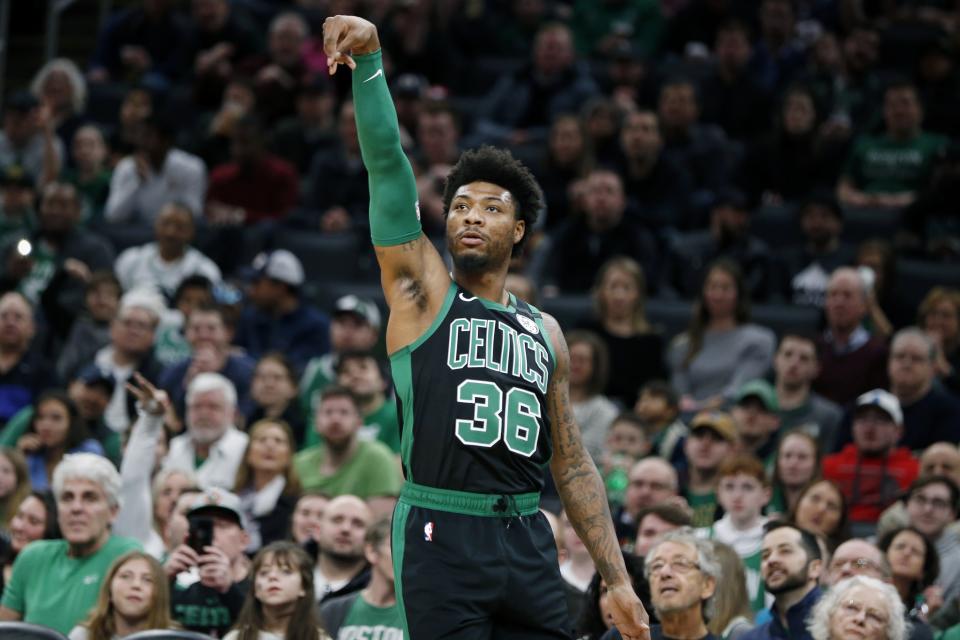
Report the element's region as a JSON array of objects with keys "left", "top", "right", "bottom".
[{"left": 187, "top": 516, "right": 214, "bottom": 554}]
